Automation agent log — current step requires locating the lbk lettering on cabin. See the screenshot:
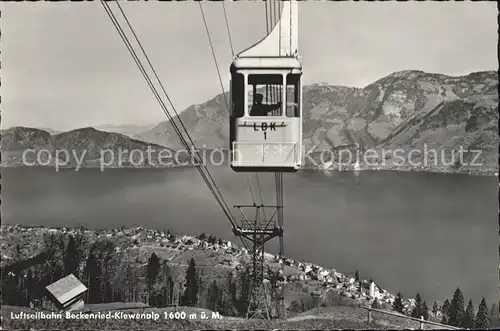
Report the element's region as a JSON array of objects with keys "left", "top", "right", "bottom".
[
  {"left": 253, "top": 122, "right": 277, "bottom": 131},
  {"left": 236, "top": 121, "right": 287, "bottom": 140},
  {"left": 237, "top": 122, "right": 286, "bottom": 130}
]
